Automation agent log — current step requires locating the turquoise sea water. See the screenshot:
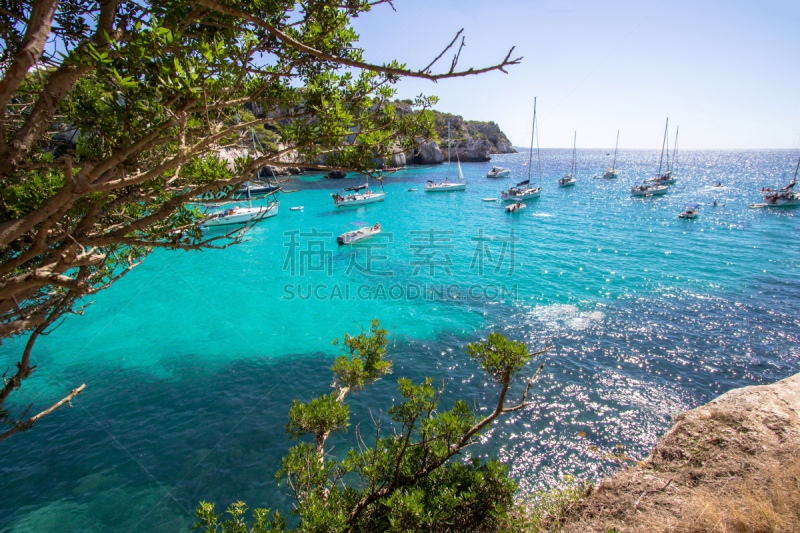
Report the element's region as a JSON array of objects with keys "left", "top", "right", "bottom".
[{"left": 1, "top": 149, "right": 799, "bottom": 532}]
